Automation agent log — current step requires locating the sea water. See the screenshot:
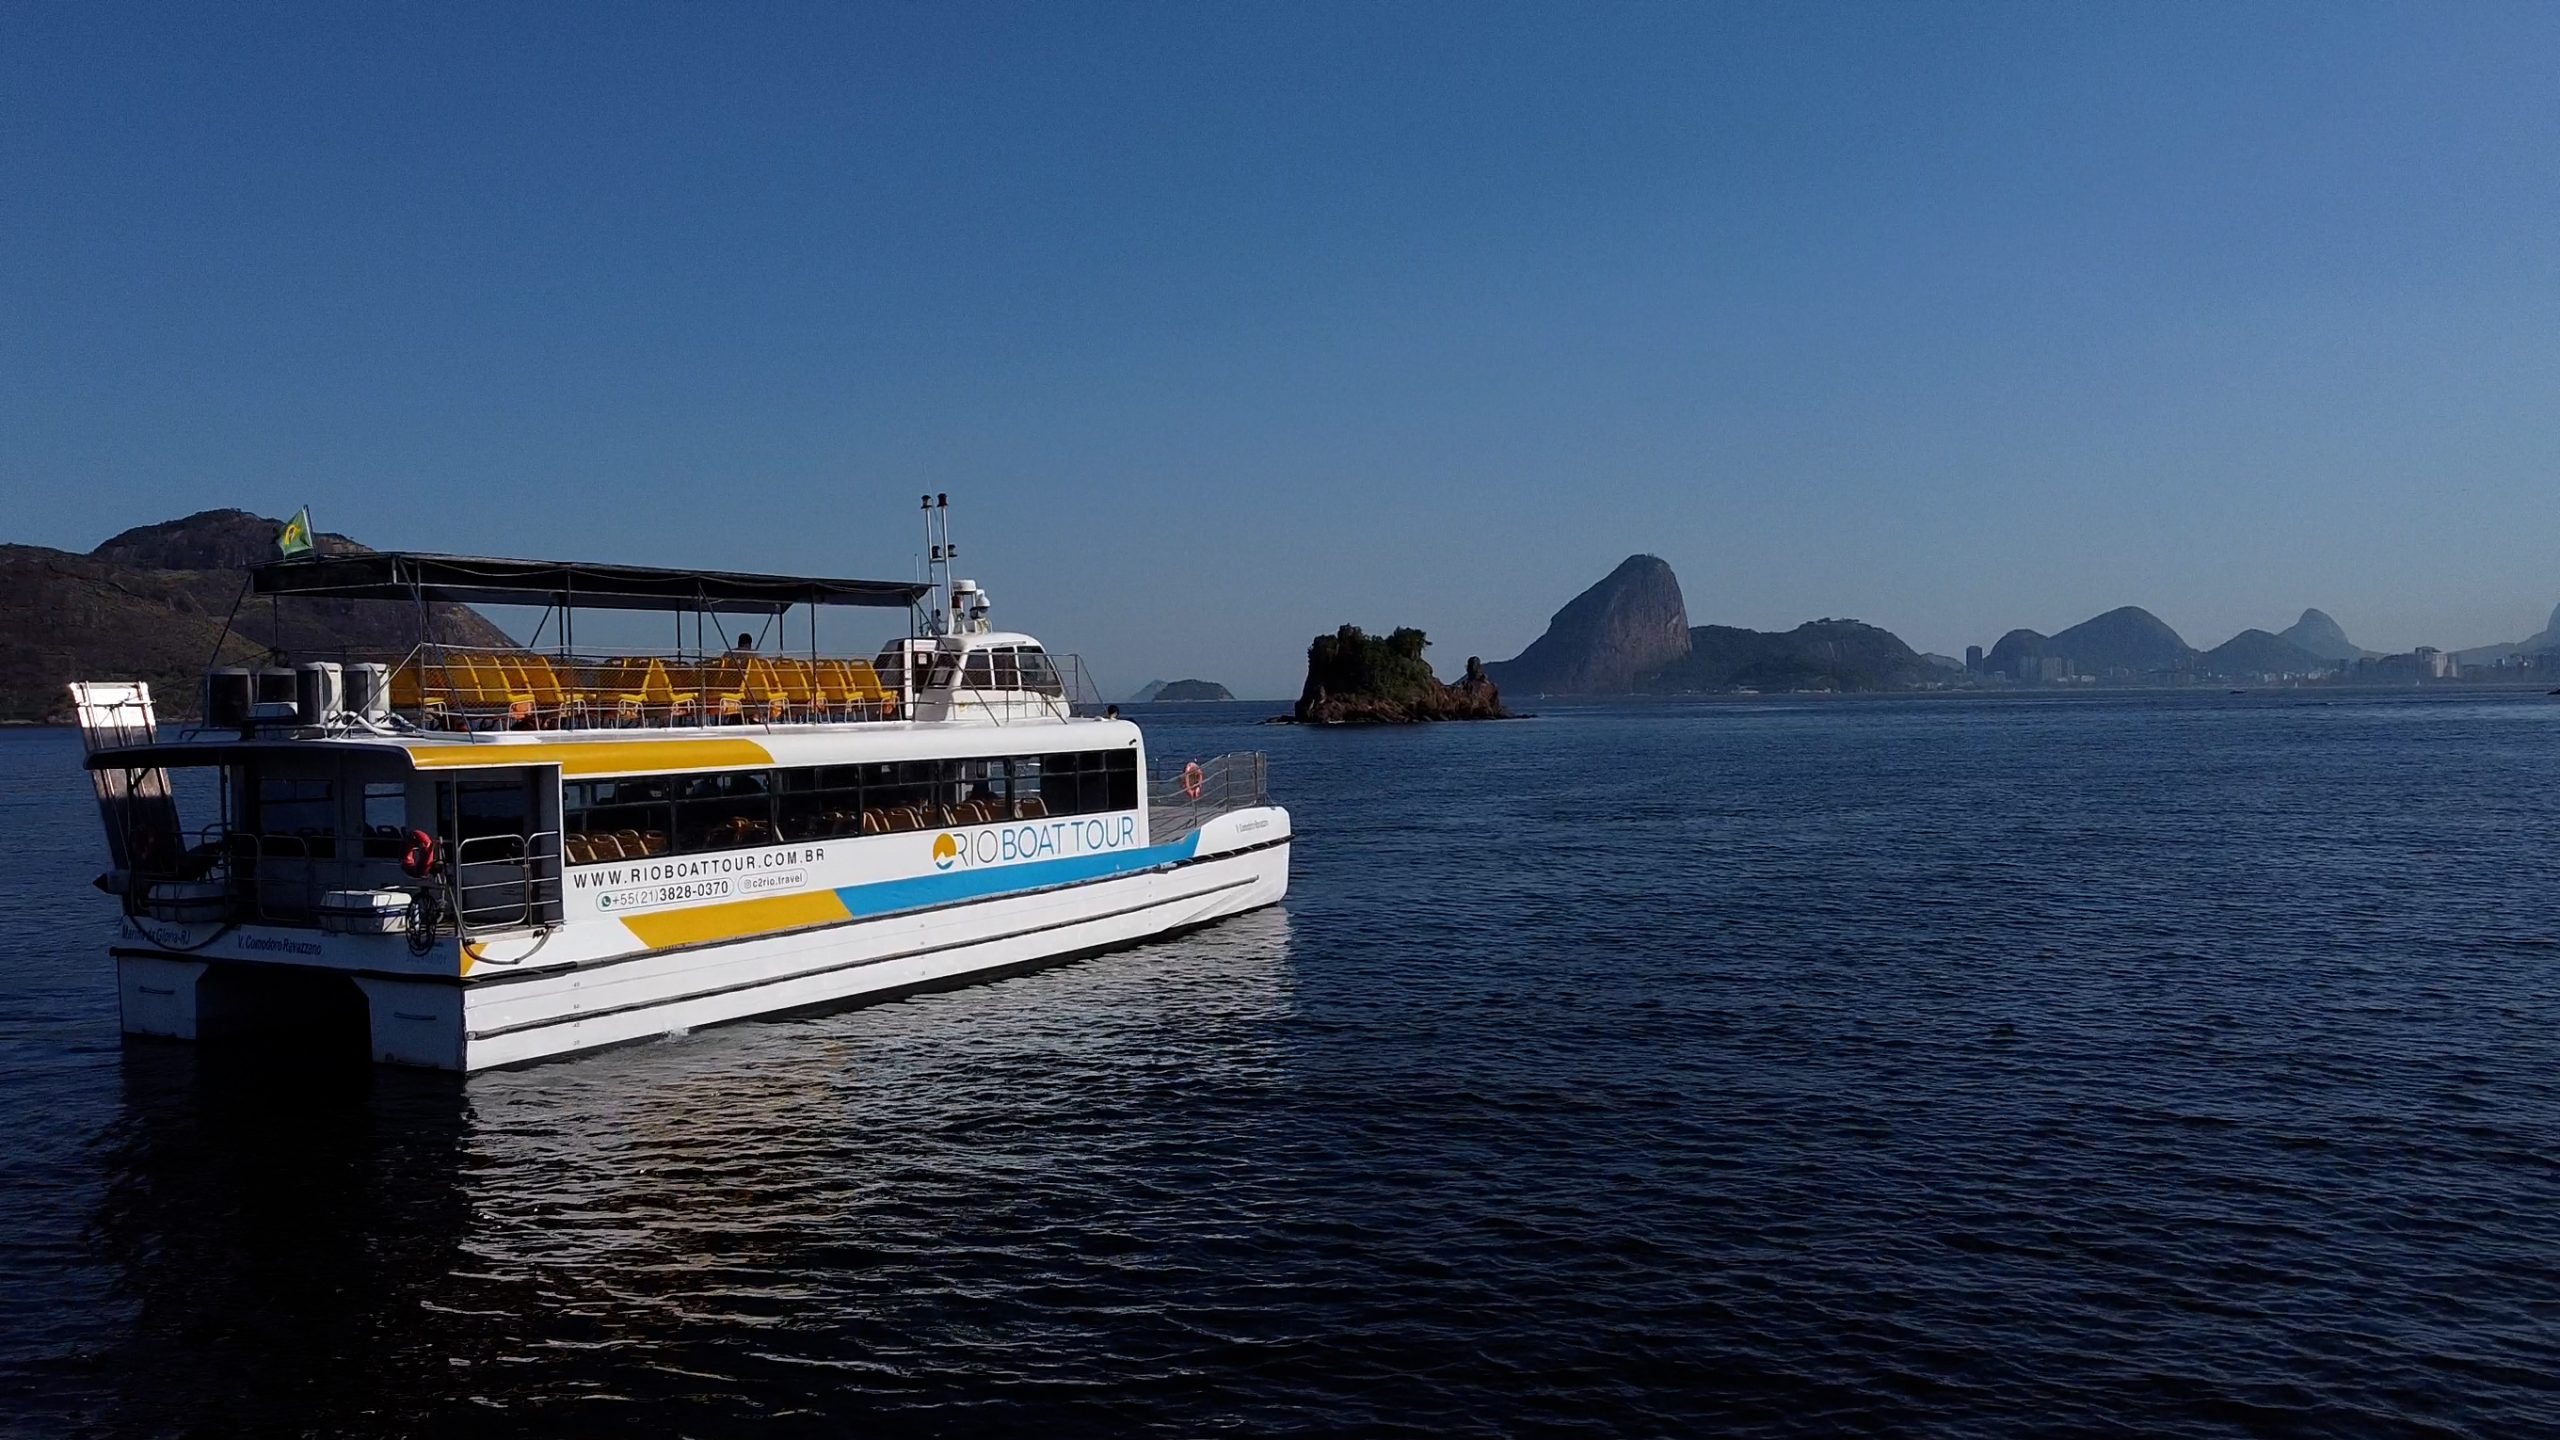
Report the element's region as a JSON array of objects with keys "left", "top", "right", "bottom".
[{"left": 4, "top": 691, "right": 2558, "bottom": 1436}]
